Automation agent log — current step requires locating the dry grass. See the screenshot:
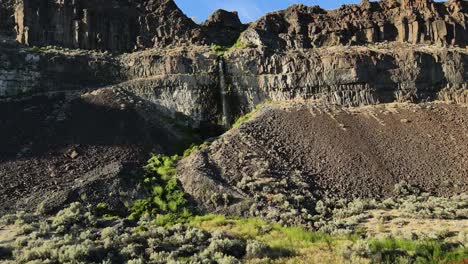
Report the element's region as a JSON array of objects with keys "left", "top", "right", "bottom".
[{"left": 361, "top": 209, "right": 468, "bottom": 242}]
